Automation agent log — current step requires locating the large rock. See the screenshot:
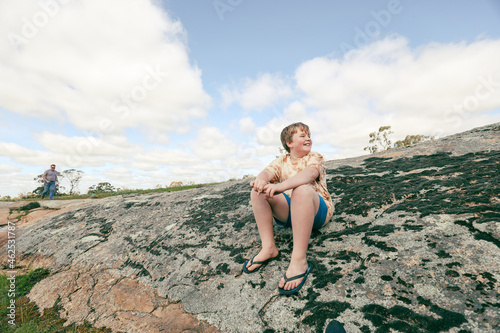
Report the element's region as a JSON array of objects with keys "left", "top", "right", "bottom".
[{"left": 1, "top": 123, "right": 499, "bottom": 332}]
